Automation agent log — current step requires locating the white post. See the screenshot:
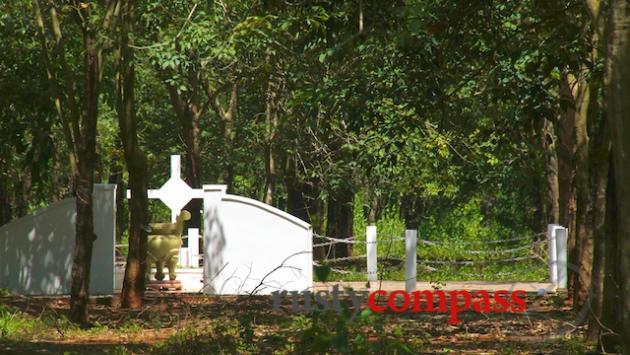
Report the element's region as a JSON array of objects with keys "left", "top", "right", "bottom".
[
  {"left": 188, "top": 228, "right": 200, "bottom": 268},
  {"left": 556, "top": 226, "right": 568, "bottom": 289},
  {"left": 405, "top": 229, "right": 417, "bottom": 293},
  {"left": 169, "top": 155, "right": 181, "bottom": 222},
  {"left": 547, "top": 224, "right": 558, "bottom": 287},
  {"left": 179, "top": 247, "right": 189, "bottom": 268},
  {"left": 202, "top": 184, "right": 228, "bottom": 294},
  {"left": 366, "top": 225, "right": 377, "bottom": 282}
]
